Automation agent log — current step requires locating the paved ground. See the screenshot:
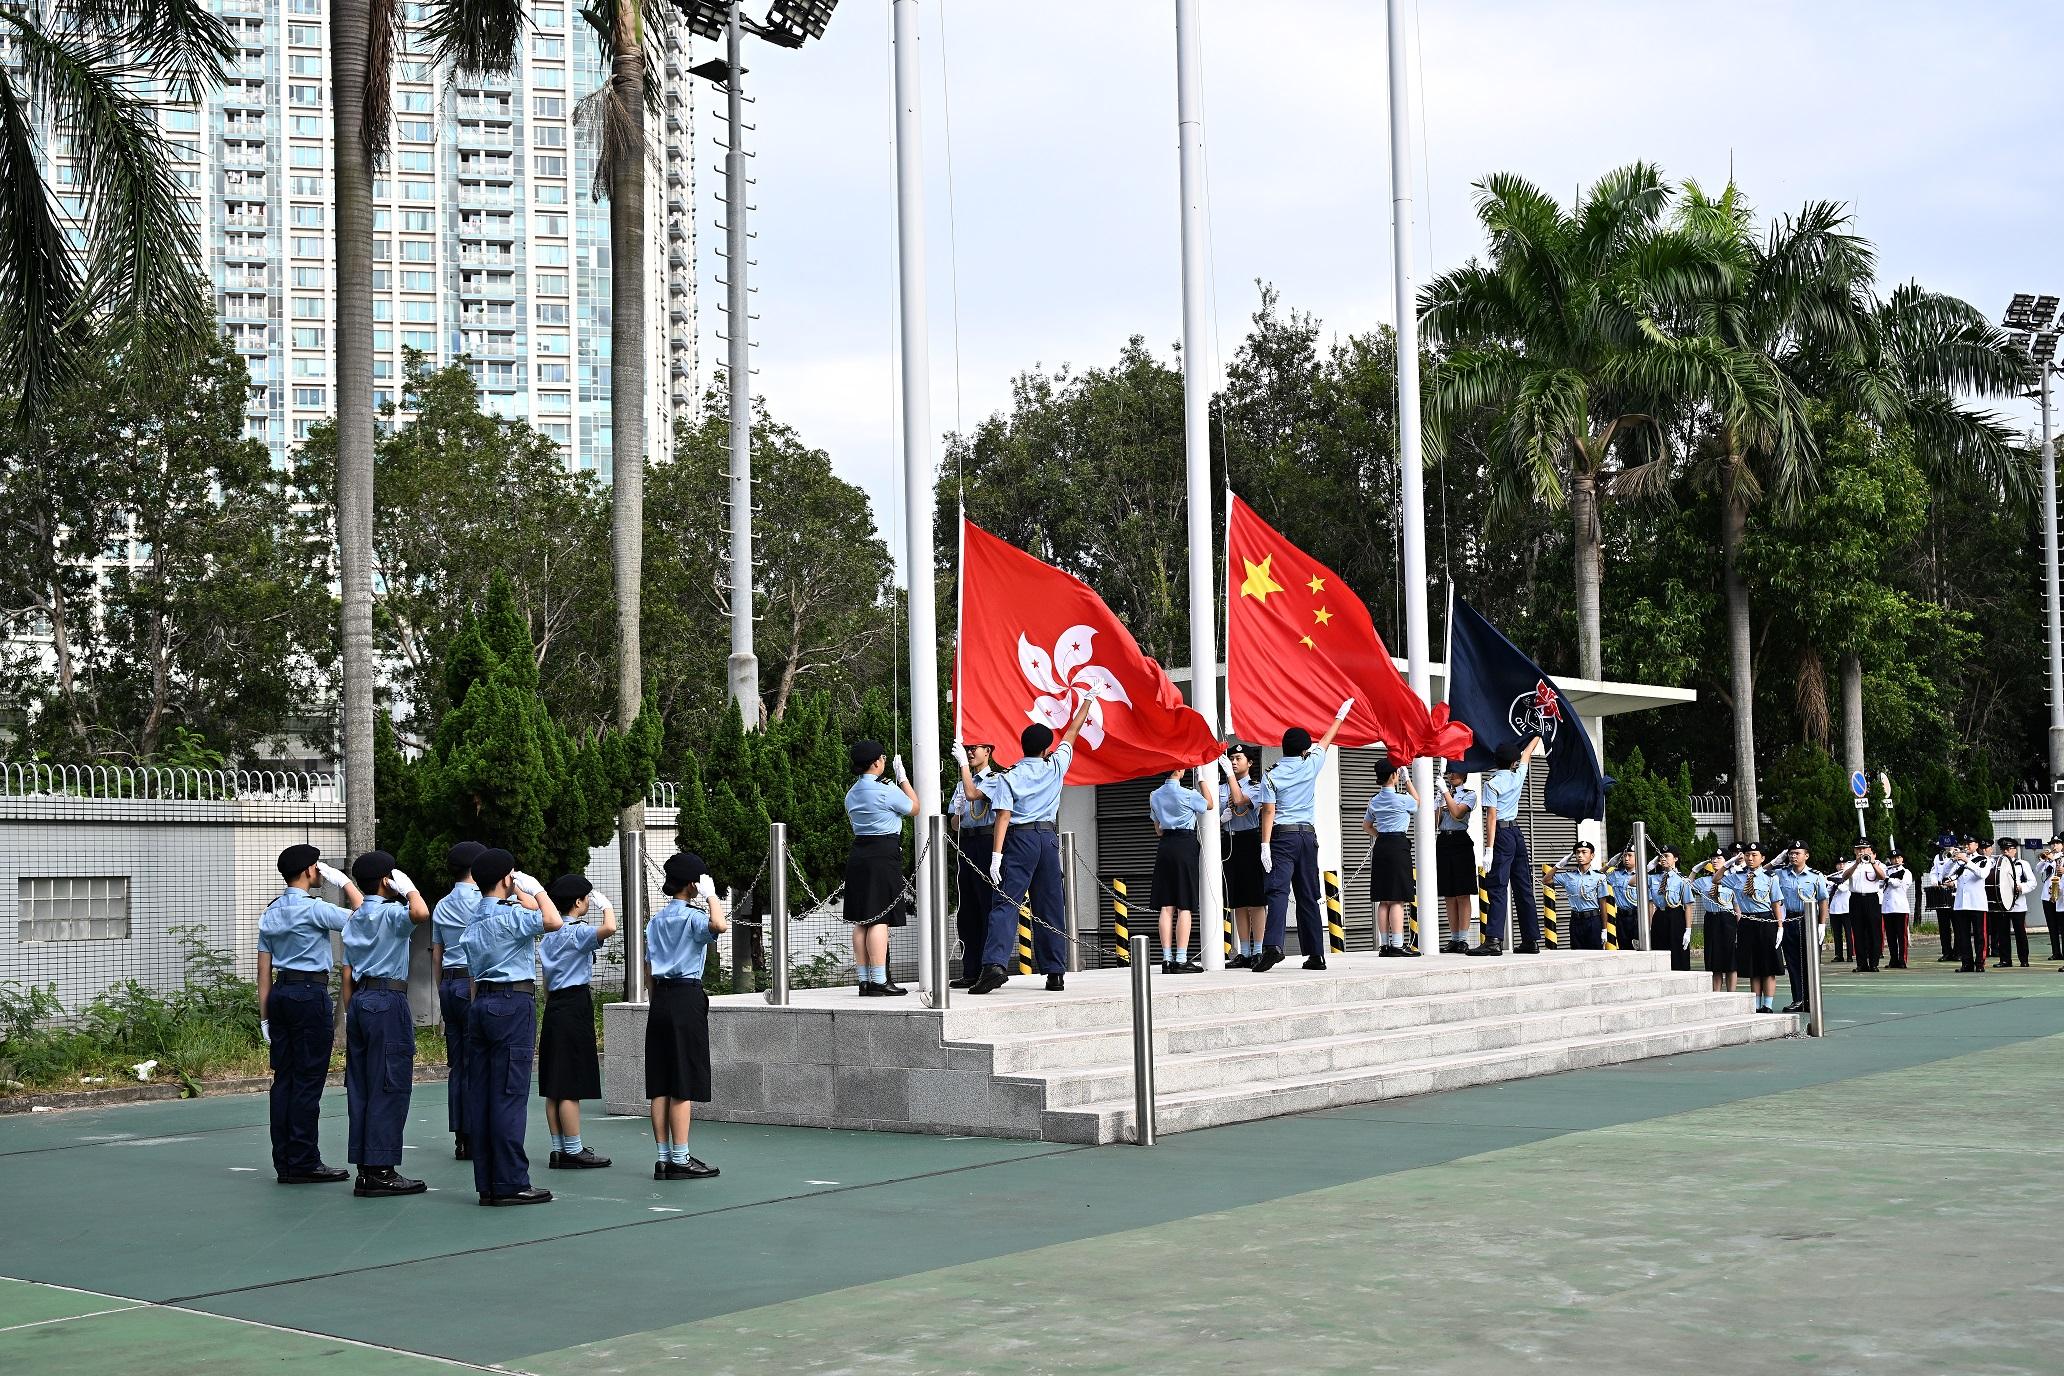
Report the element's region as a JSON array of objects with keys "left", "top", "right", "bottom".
[{"left": 3, "top": 963, "right": 2060, "bottom": 1374}]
